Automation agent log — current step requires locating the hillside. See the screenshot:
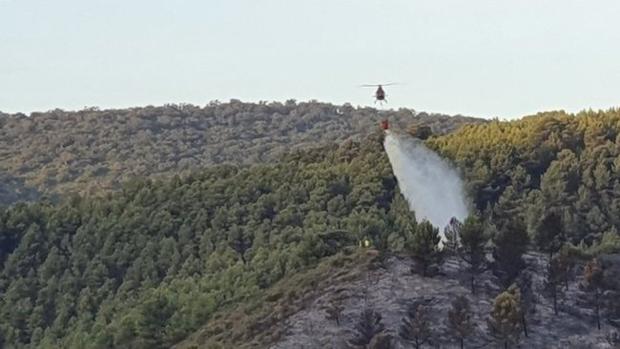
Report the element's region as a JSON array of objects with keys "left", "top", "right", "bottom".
[
  {"left": 180, "top": 109, "right": 620, "bottom": 348},
  {"left": 0, "top": 135, "right": 417, "bottom": 348},
  {"left": 0, "top": 101, "right": 482, "bottom": 205},
  {"left": 2, "top": 107, "right": 620, "bottom": 348},
  {"left": 175, "top": 251, "right": 616, "bottom": 349},
  {"left": 428, "top": 108, "right": 620, "bottom": 245},
  {"left": 175, "top": 108, "right": 620, "bottom": 348}
]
